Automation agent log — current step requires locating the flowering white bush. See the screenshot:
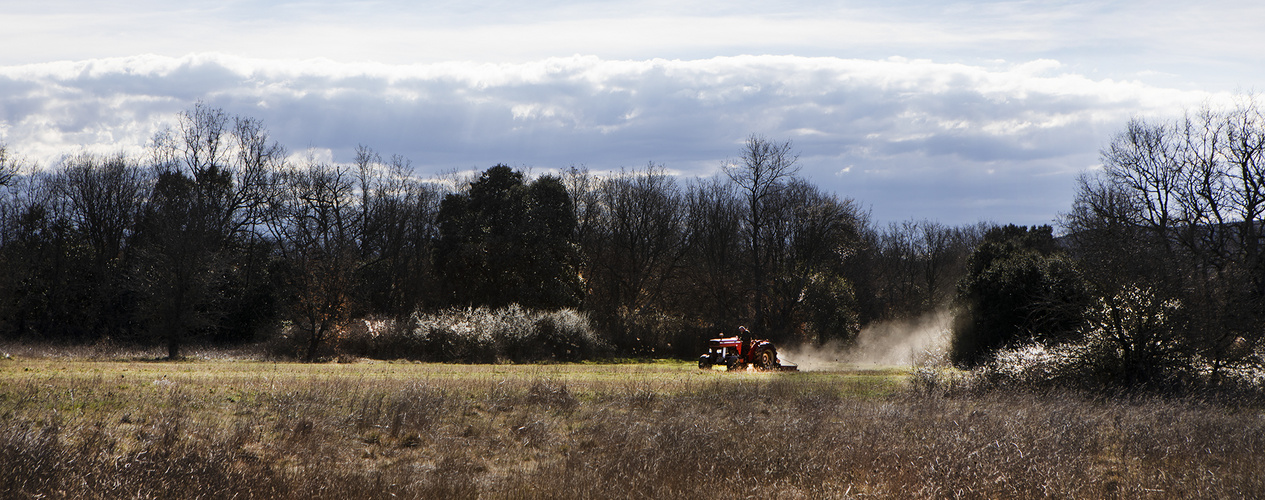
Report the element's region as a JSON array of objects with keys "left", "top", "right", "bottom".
[{"left": 338, "top": 305, "right": 607, "bottom": 362}]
